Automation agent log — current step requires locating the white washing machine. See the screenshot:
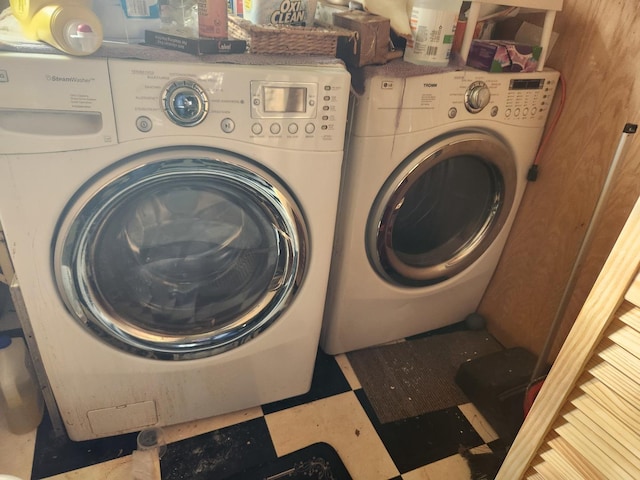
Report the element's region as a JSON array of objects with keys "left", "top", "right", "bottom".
[
  {"left": 0, "top": 53, "right": 350, "bottom": 440},
  {"left": 321, "top": 66, "right": 559, "bottom": 355}
]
